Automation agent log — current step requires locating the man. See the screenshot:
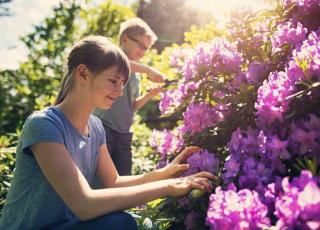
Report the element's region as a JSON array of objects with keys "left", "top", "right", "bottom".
[{"left": 94, "top": 17, "right": 164, "bottom": 175}]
